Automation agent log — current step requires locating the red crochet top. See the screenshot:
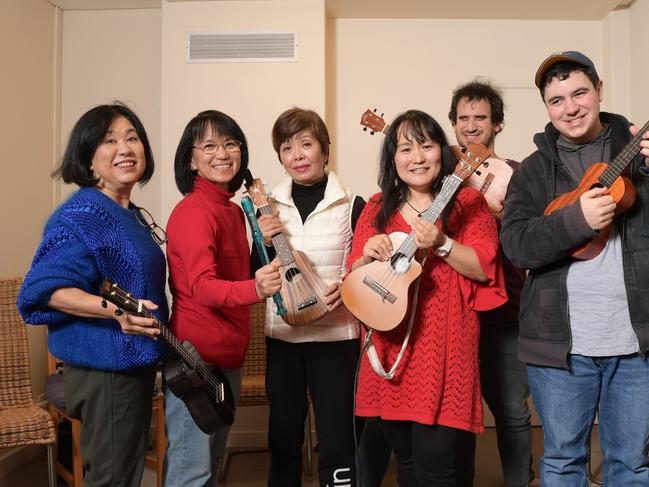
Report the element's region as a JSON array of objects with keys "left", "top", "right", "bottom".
[{"left": 347, "top": 188, "right": 507, "bottom": 433}]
